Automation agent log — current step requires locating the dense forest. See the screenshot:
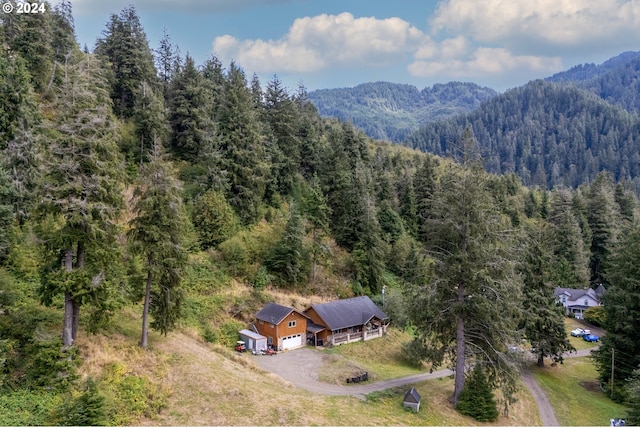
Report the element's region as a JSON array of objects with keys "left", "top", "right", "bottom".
[
  {"left": 1, "top": 2, "right": 640, "bottom": 425},
  {"left": 308, "top": 81, "right": 496, "bottom": 141},
  {"left": 406, "top": 78, "right": 640, "bottom": 191}
]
